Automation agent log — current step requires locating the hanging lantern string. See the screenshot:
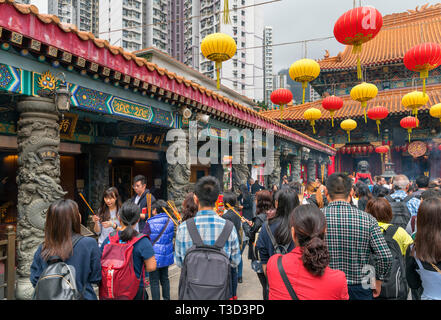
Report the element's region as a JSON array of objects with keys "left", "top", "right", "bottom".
[{"left": 223, "top": 0, "right": 231, "bottom": 24}]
